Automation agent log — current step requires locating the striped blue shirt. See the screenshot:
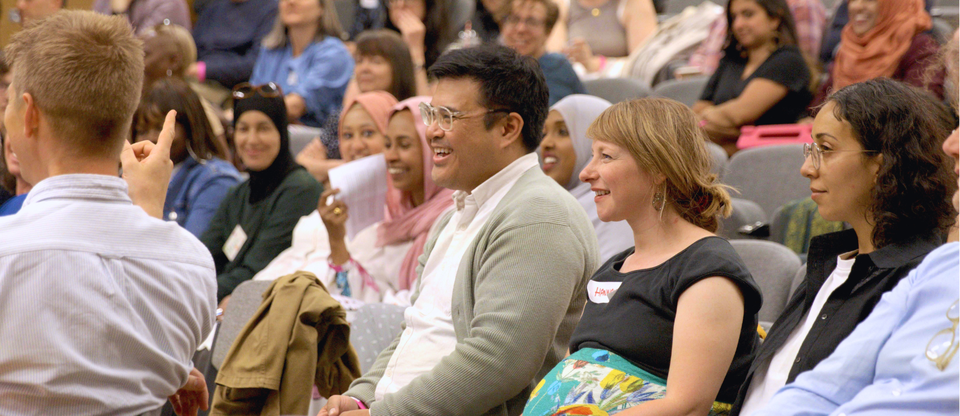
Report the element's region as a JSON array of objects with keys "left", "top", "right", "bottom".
[{"left": 0, "top": 174, "right": 217, "bottom": 415}]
